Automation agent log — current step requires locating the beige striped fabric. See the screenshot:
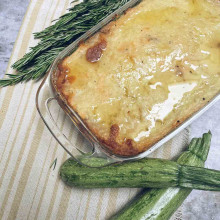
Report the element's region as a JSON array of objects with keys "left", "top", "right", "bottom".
[{"left": 0, "top": 1, "right": 190, "bottom": 219}]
